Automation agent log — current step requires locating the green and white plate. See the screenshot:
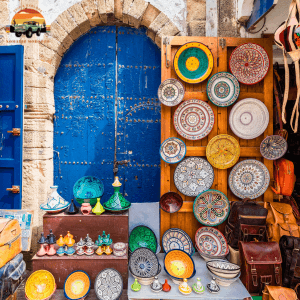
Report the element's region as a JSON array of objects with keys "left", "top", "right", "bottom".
[{"left": 129, "top": 225, "right": 158, "bottom": 253}]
